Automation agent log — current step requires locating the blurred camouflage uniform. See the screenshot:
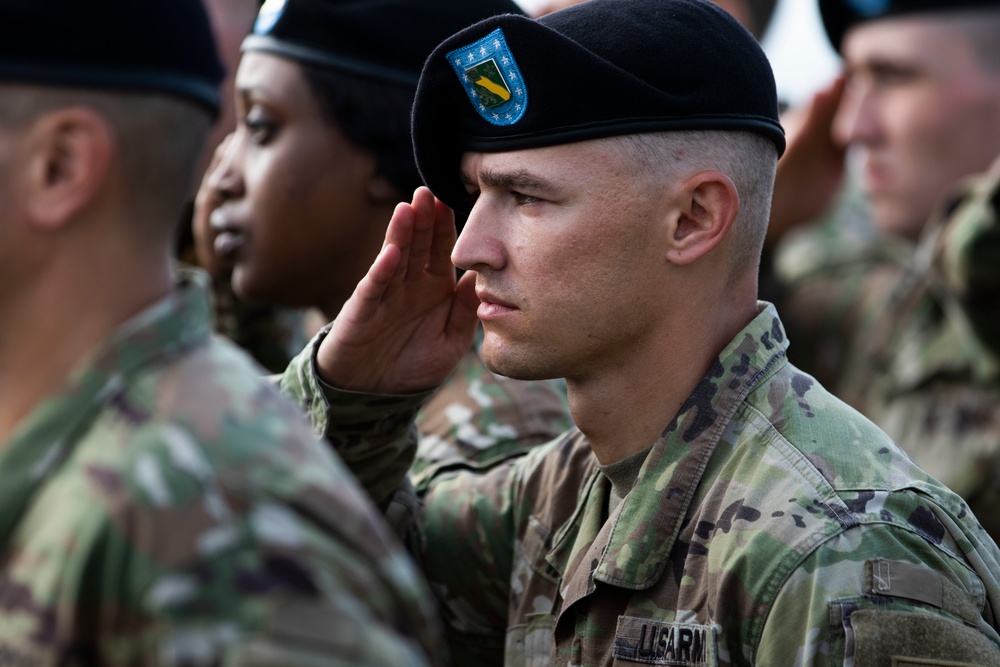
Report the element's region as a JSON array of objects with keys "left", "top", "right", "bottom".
[
  {"left": 283, "top": 304, "right": 1000, "bottom": 665},
  {"left": 774, "top": 155, "right": 1000, "bottom": 539},
  {"left": 0, "top": 270, "right": 443, "bottom": 666}
]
